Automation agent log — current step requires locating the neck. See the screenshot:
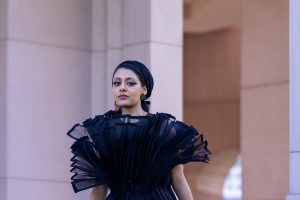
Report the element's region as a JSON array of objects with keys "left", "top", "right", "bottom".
[{"left": 121, "top": 106, "right": 148, "bottom": 116}]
